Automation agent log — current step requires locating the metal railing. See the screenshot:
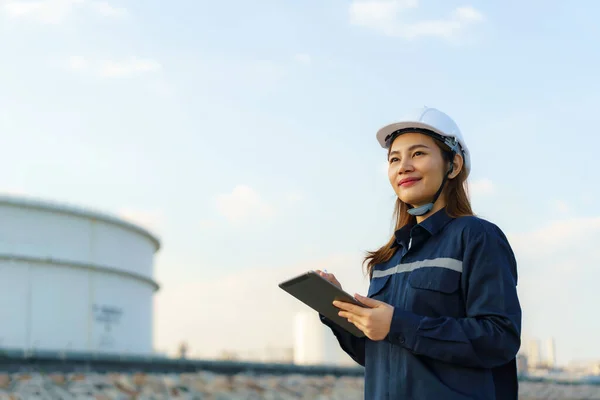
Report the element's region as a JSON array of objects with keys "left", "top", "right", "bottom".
[{"left": 0, "top": 347, "right": 598, "bottom": 386}]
